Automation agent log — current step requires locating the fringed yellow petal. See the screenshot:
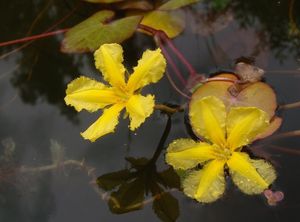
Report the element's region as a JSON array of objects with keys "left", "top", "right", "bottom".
[
  {"left": 125, "top": 94, "right": 155, "bottom": 131},
  {"left": 166, "top": 139, "right": 217, "bottom": 170},
  {"left": 81, "top": 104, "right": 124, "bottom": 142},
  {"left": 183, "top": 160, "right": 226, "bottom": 203},
  {"left": 126, "top": 48, "right": 166, "bottom": 92},
  {"left": 226, "top": 107, "right": 269, "bottom": 151},
  {"left": 189, "top": 96, "right": 226, "bottom": 146},
  {"left": 227, "top": 152, "right": 275, "bottom": 194},
  {"left": 65, "top": 76, "right": 118, "bottom": 112},
  {"left": 94, "top": 43, "right": 126, "bottom": 88}
]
